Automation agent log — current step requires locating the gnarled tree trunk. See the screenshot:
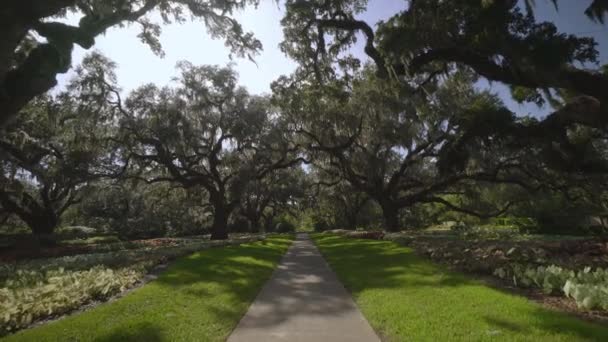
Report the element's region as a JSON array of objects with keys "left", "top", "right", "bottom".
[
  {"left": 210, "top": 202, "right": 230, "bottom": 240},
  {"left": 379, "top": 200, "right": 400, "bottom": 232},
  {"left": 19, "top": 209, "right": 59, "bottom": 246}
]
